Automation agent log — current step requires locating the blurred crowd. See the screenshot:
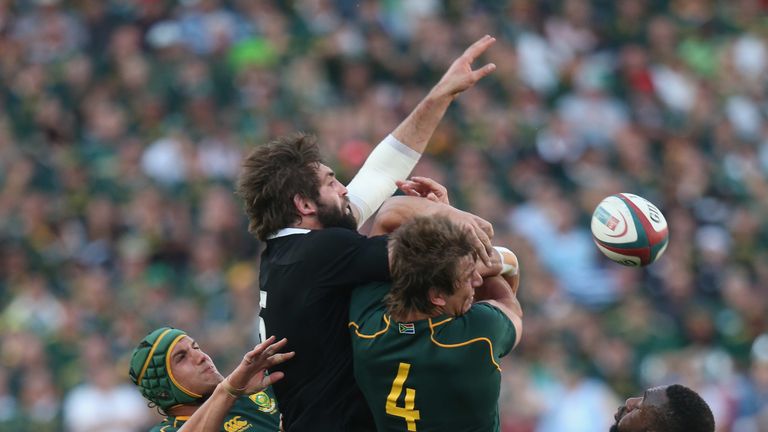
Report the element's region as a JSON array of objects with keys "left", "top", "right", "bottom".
[{"left": 1, "top": 0, "right": 768, "bottom": 431}]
